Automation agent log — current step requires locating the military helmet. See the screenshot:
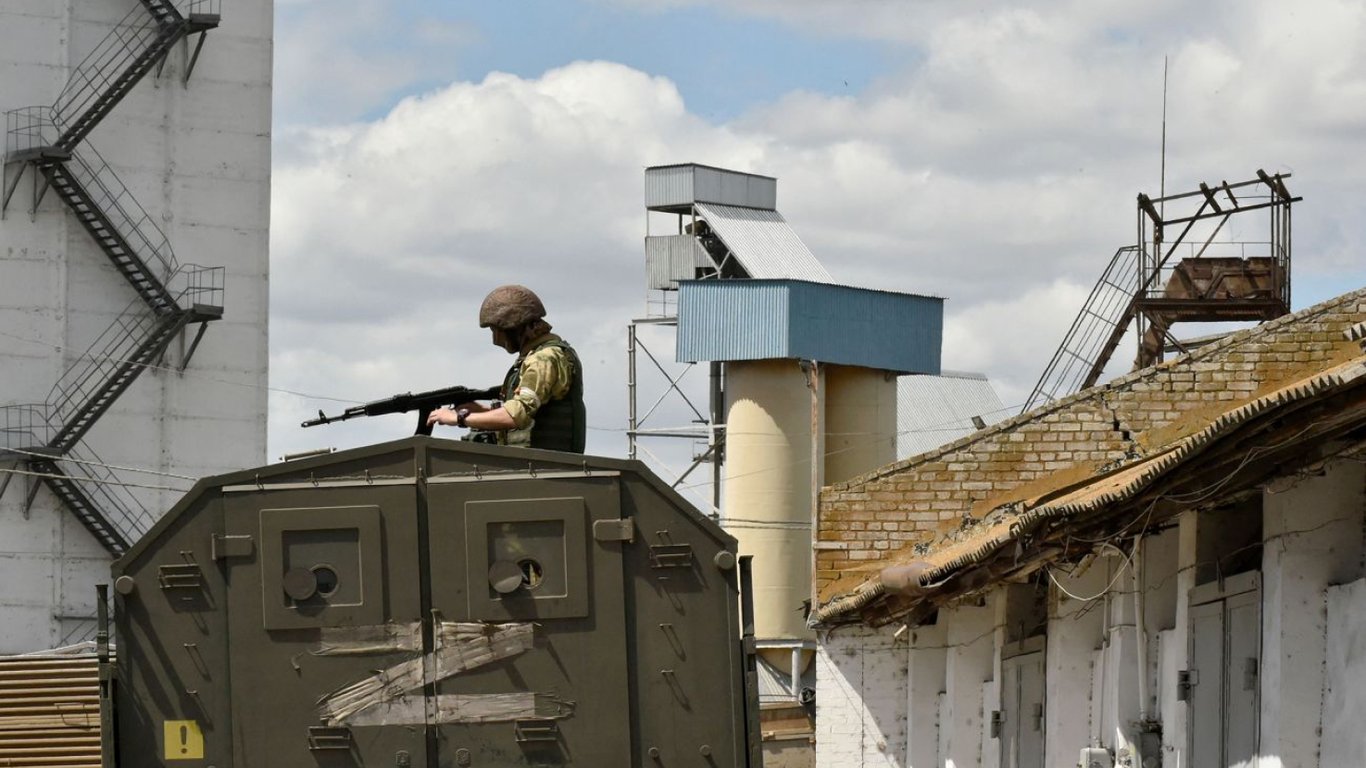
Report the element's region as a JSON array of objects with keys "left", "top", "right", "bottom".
[{"left": 479, "top": 285, "right": 546, "bottom": 329}]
